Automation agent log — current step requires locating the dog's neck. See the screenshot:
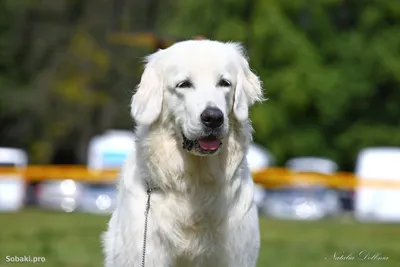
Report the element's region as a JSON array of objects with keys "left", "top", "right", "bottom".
[{"left": 134, "top": 118, "right": 253, "bottom": 194}]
